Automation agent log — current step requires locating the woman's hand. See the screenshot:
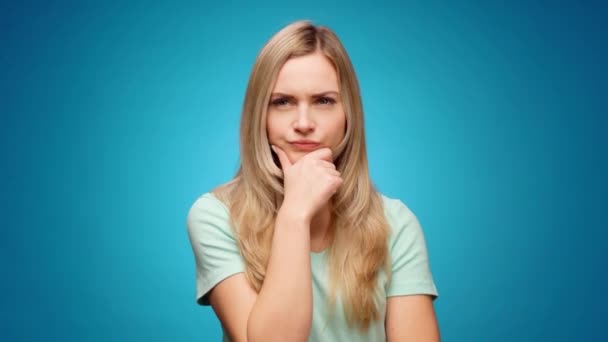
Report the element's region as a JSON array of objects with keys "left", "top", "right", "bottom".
[{"left": 272, "top": 145, "right": 343, "bottom": 223}]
